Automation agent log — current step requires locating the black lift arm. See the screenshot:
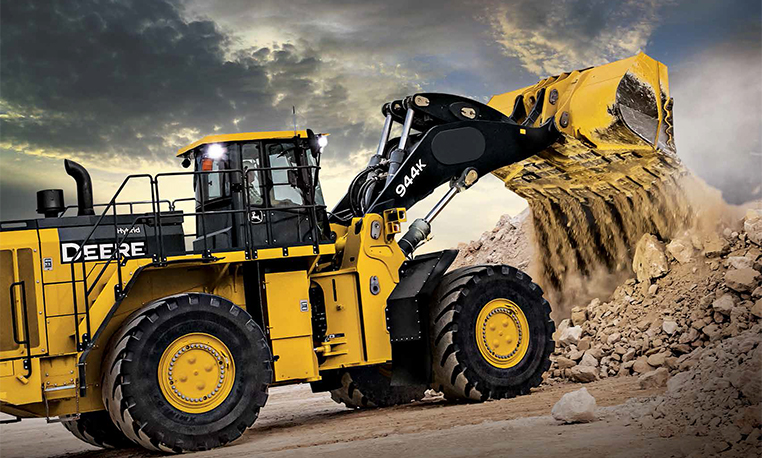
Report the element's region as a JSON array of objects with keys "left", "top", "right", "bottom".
[{"left": 330, "top": 93, "right": 560, "bottom": 254}]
